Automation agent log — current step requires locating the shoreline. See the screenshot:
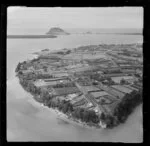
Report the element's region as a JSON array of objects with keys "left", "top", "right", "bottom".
[
  {"left": 17, "top": 71, "right": 99, "bottom": 130},
  {"left": 55, "top": 109, "right": 101, "bottom": 130},
  {"left": 8, "top": 75, "right": 143, "bottom": 131},
  {"left": 28, "top": 94, "right": 101, "bottom": 129}
]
